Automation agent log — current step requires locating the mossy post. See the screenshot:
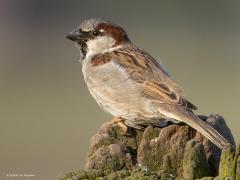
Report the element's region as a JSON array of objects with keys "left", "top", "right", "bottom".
[
  {"left": 235, "top": 145, "right": 240, "bottom": 180},
  {"left": 218, "top": 146, "right": 235, "bottom": 179},
  {"left": 183, "top": 140, "right": 209, "bottom": 179},
  {"left": 58, "top": 115, "right": 237, "bottom": 180}
]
